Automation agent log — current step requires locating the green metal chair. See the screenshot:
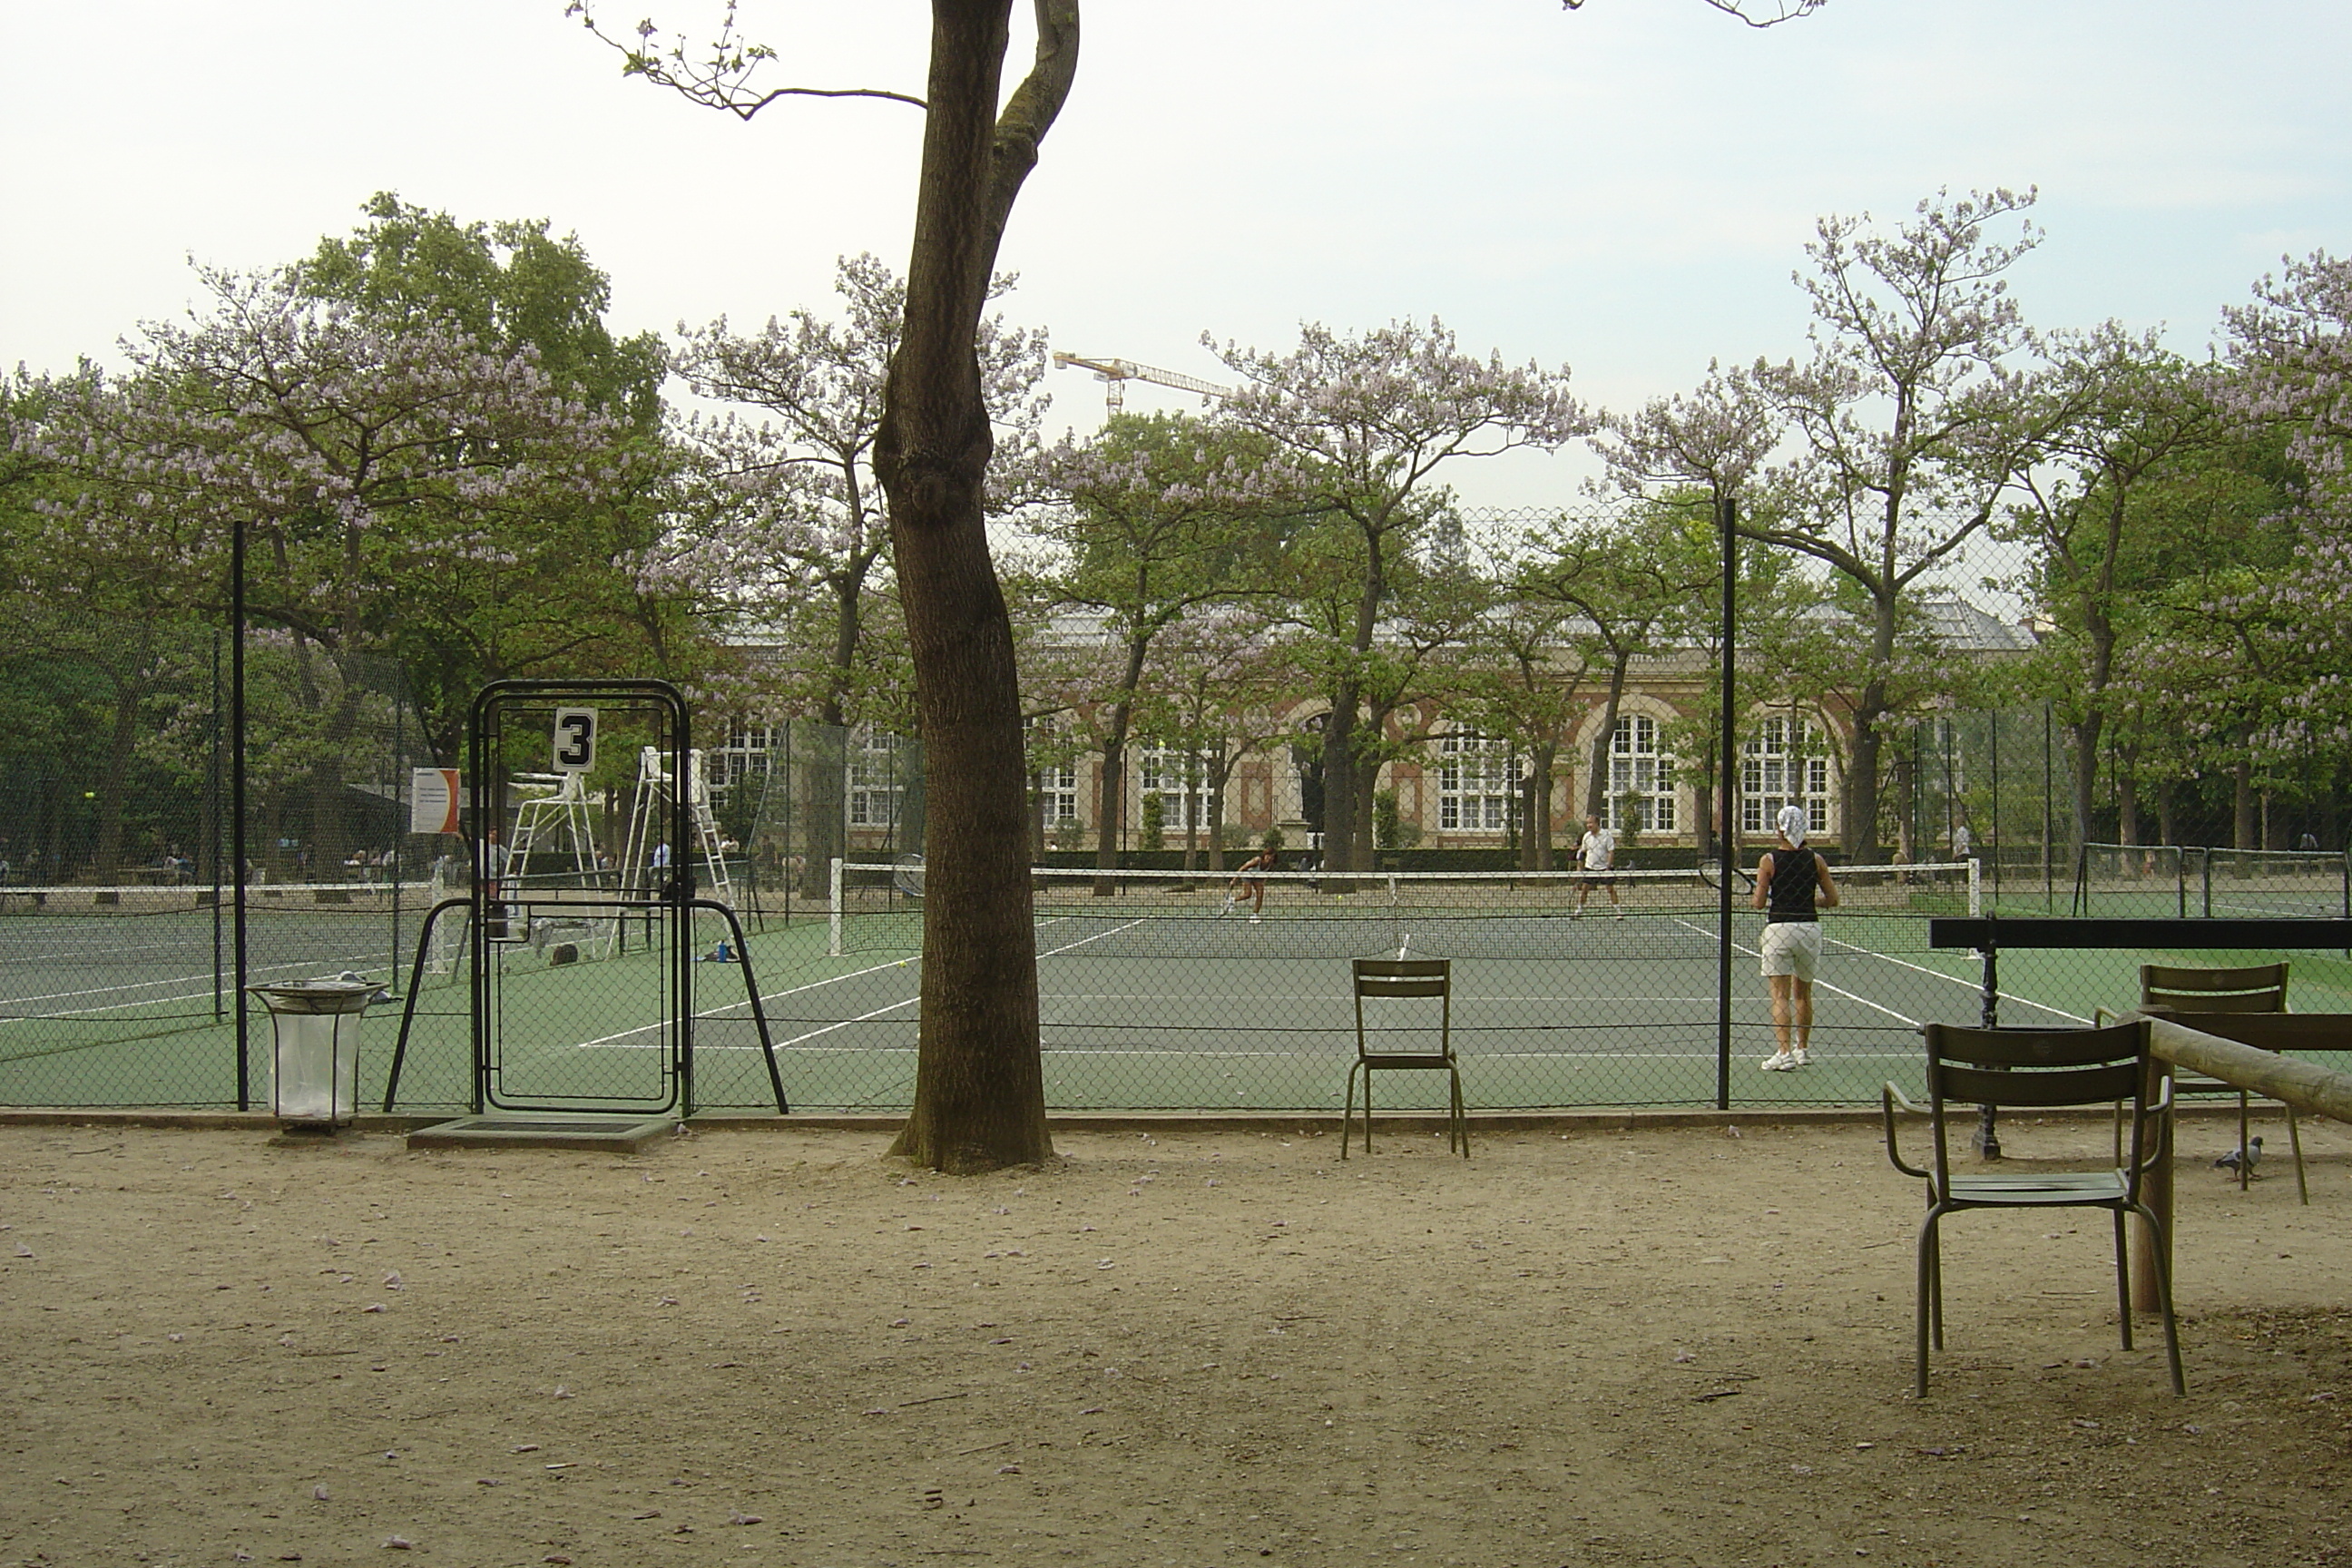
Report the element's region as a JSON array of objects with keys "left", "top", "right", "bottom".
[
  {"left": 1884, "top": 1020, "right": 2182, "bottom": 1398},
  {"left": 1343, "top": 958, "right": 1466, "bottom": 1159},
  {"left": 2142, "top": 963, "right": 2305, "bottom": 1203}
]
